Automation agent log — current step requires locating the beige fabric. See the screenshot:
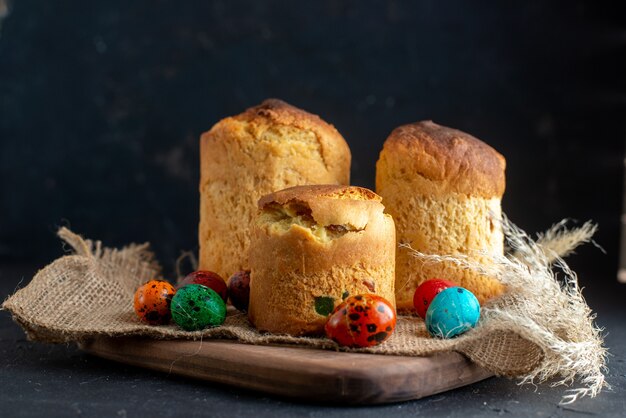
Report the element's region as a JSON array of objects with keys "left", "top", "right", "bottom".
[{"left": 2, "top": 222, "right": 606, "bottom": 404}]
